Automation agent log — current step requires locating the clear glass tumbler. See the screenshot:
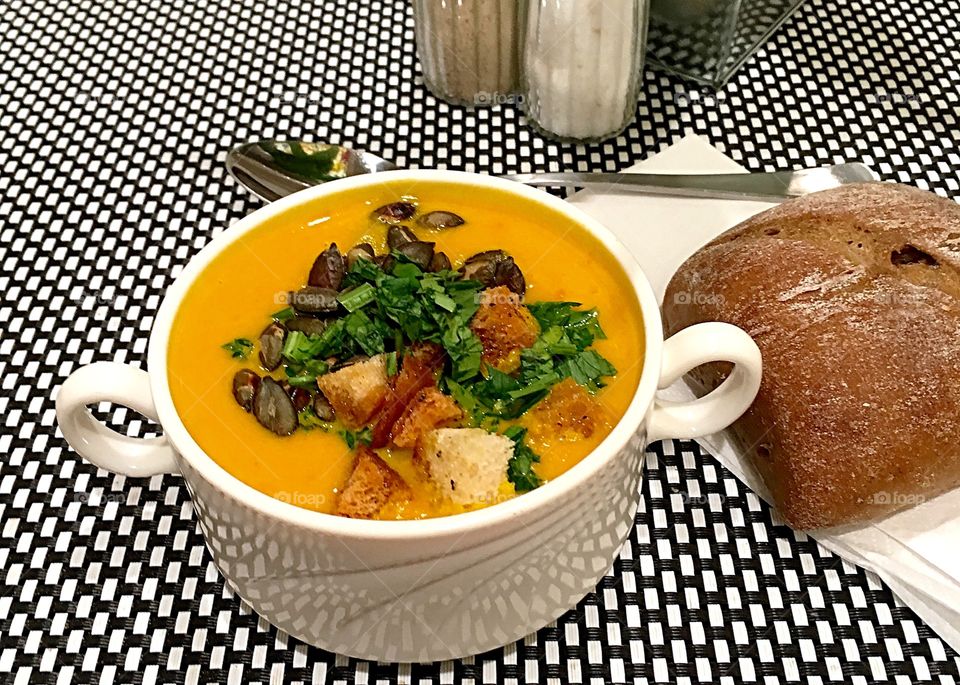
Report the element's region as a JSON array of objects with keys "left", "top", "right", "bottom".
[
  {"left": 412, "top": 0, "right": 522, "bottom": 107},
  {"left": 522, "top": 0, "right": 649, "bottom": 143},
  {"left": 647, "top": 0, "right": 807, "bottom": 87}
]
